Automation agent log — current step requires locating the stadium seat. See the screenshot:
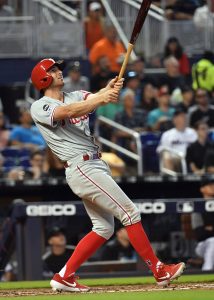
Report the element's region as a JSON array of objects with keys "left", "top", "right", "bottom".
[
  {"left": 1, "top": 147, "right": 31, "bottom": 169},
  {"left": 140, "top": 133, "right": 161, "bottom": 173}
]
